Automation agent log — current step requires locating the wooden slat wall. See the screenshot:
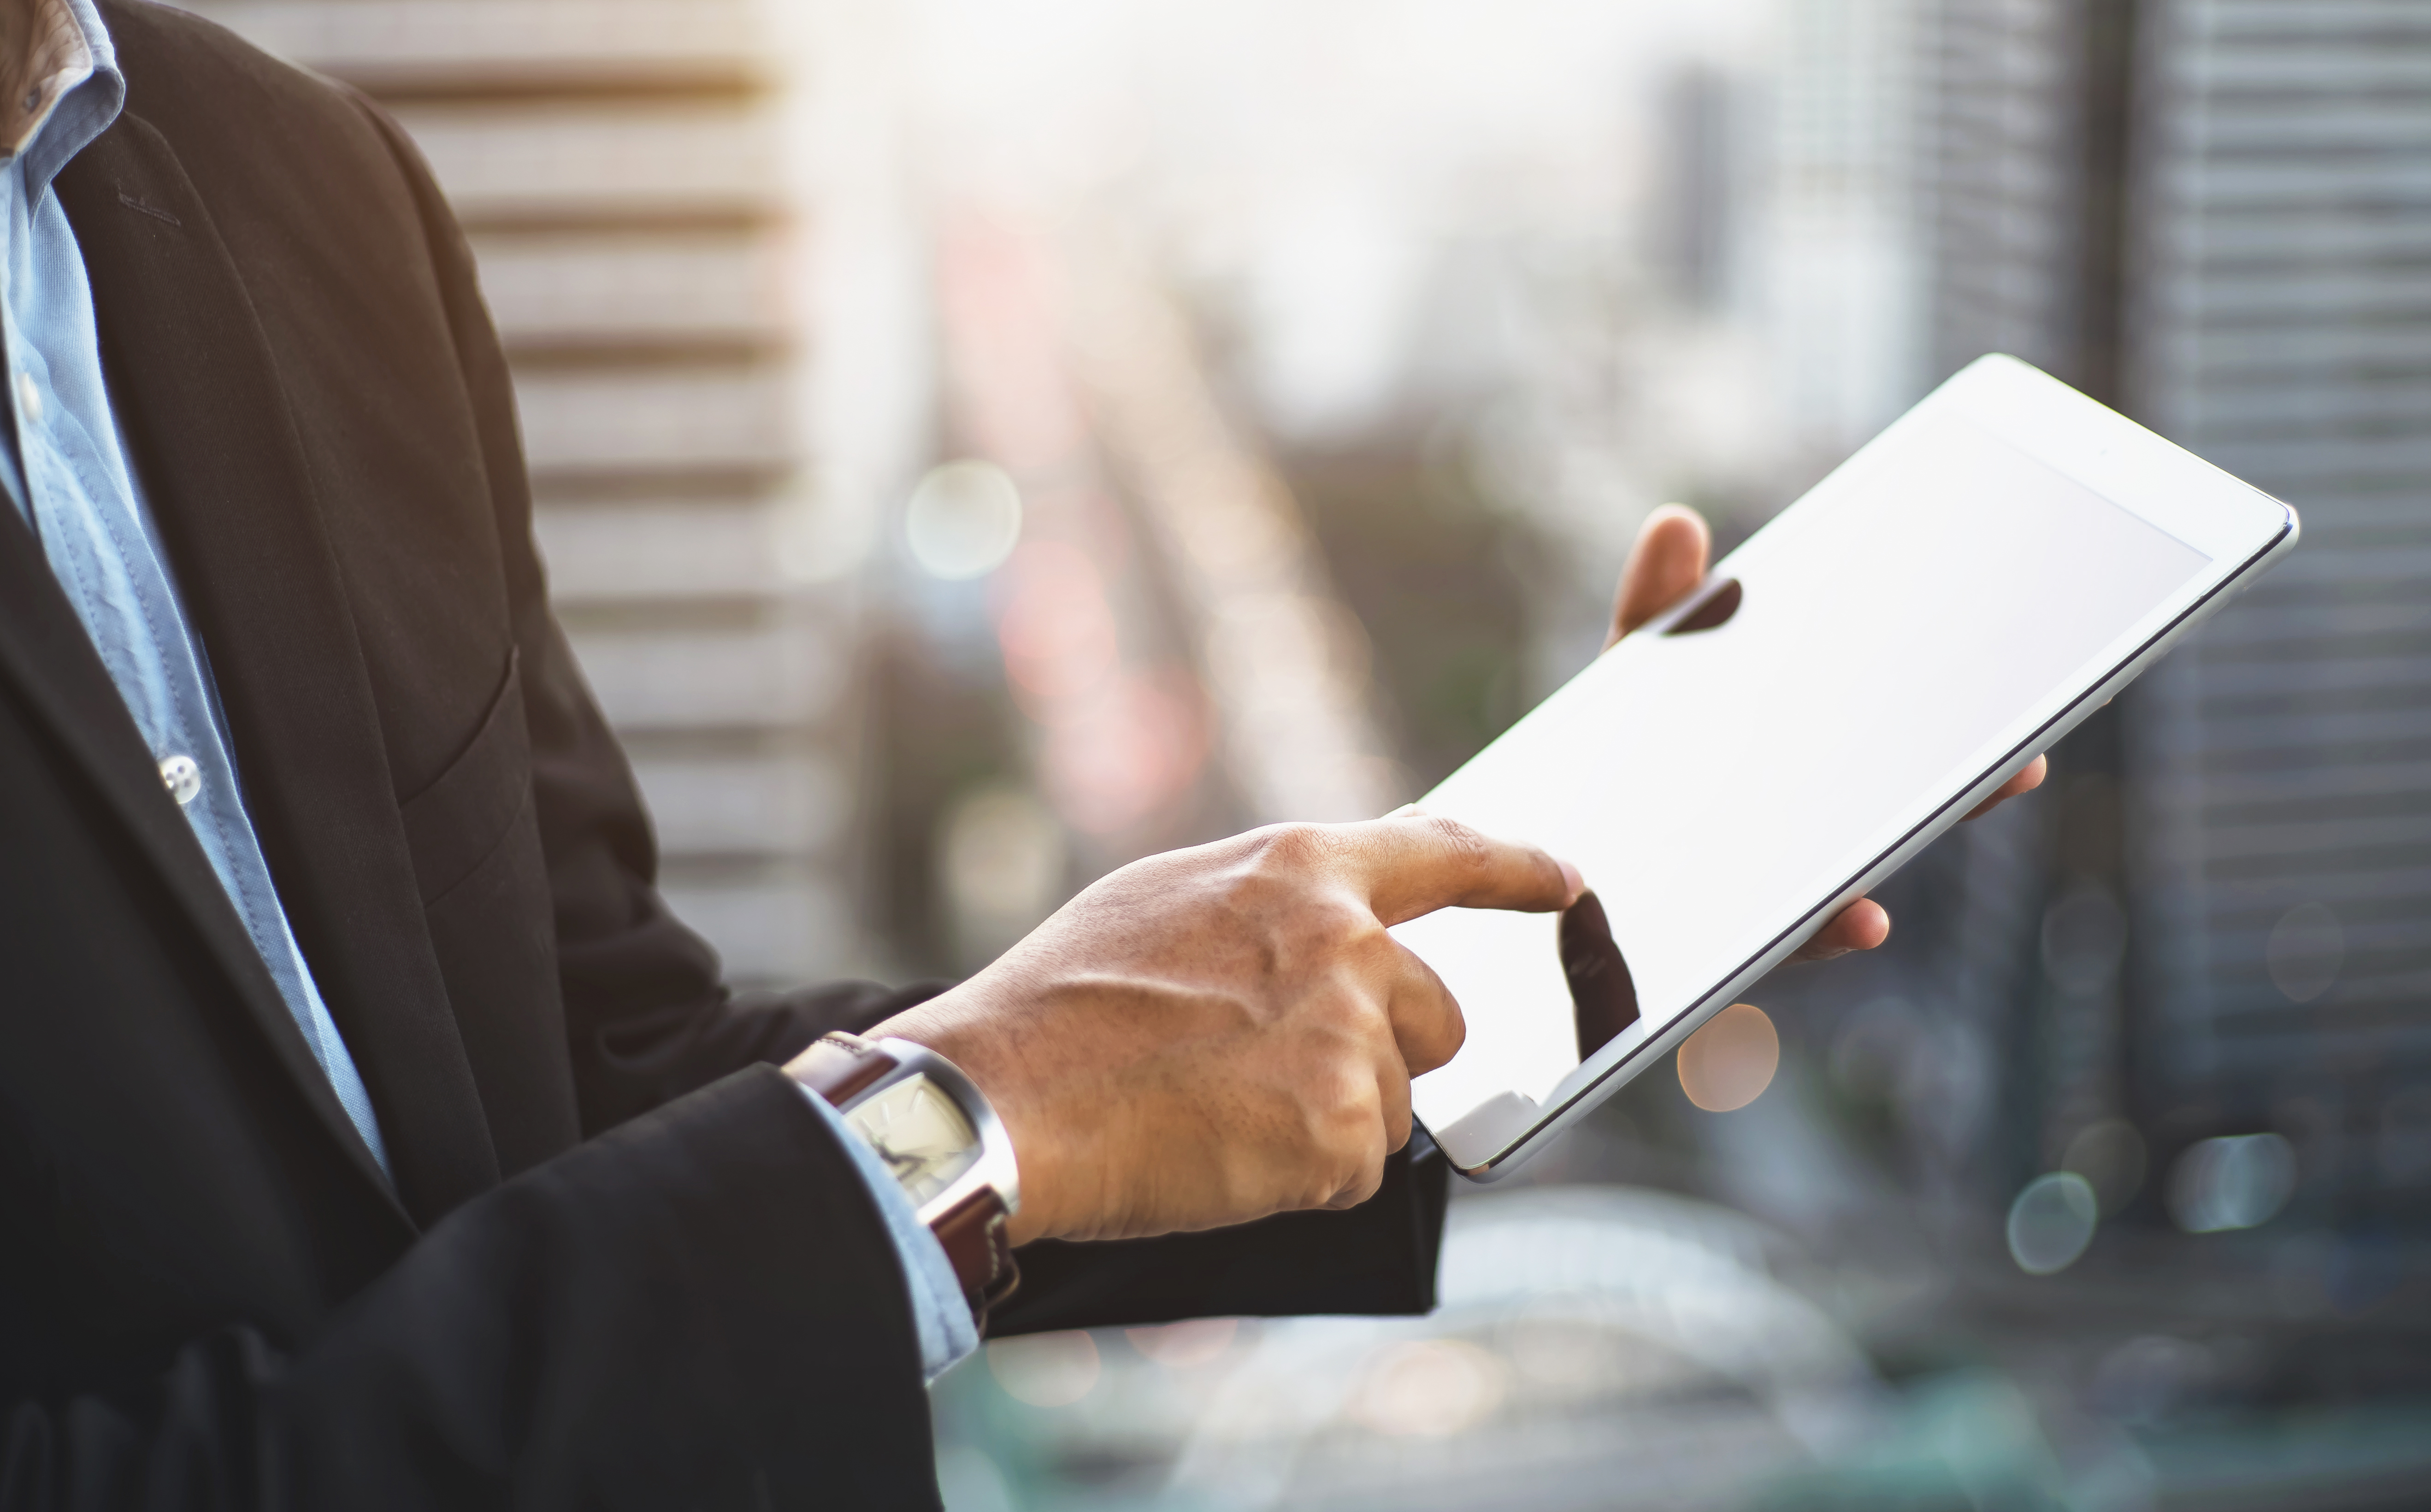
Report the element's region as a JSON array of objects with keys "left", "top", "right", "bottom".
[{"left": 187, "top": 0, "right": 864, "bottom": 982}]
